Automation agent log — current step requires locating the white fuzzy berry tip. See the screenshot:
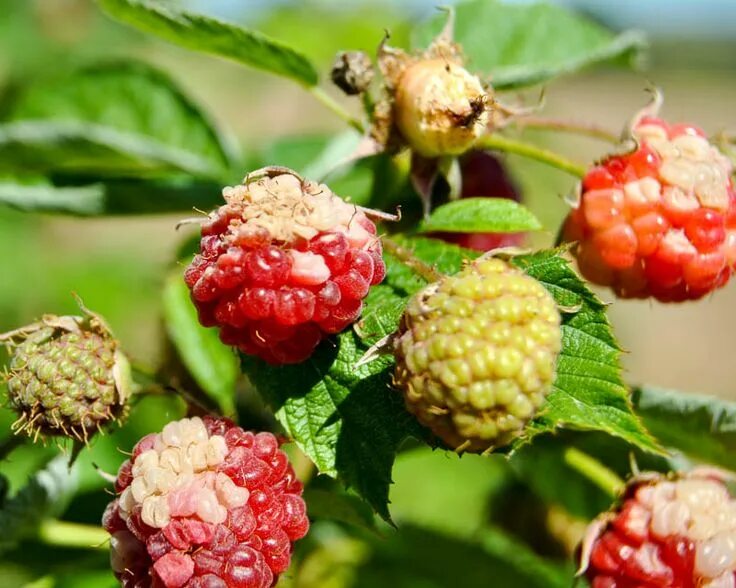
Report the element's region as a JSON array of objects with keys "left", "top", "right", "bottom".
[
  {"left": 118, "top": 417, "right": 247, "bottom": 529},
  {"left": 634, "top": 120, "right": 733, "bottom": 212},
  {"left": 634, "top": 475, "right": 736, "bottom": 581},
  {"left": 219, "top": 169, "right": 374, "bottom": 246}
]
